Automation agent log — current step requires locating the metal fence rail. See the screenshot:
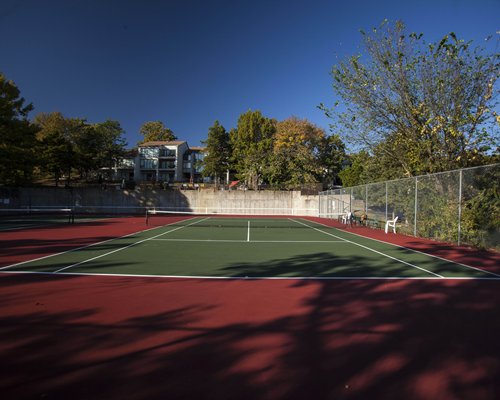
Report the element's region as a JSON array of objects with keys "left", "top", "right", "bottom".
[{"left": 319, "top": 164, "right": 500, "bottom": 250}]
